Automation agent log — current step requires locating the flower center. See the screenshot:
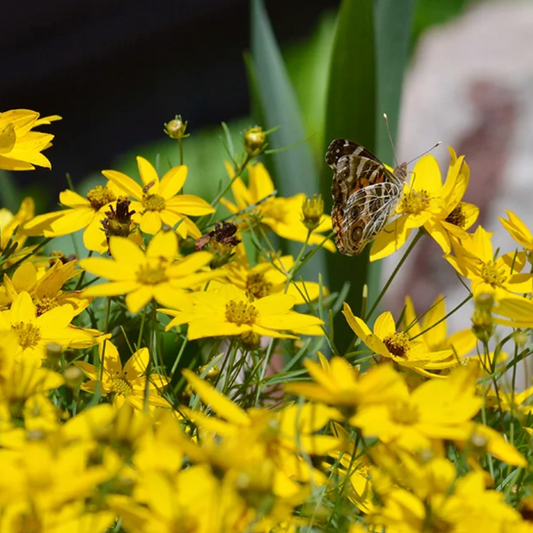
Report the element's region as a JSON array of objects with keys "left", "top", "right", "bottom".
[
  {"left": 246, "top": 272, "right": 273, "bottom": 299},
  {"left": 34, "top": 297, "right": 58, "bottom": 316},
  {"left": 11, "top": 322, "right": 42, "bottom": 349},
  {"left": 480, "top": 262, "right": 508, "bottom": 287},
  {"left": 383, "top": 332, "right": 410, "bottom": 358},
  {"left": 86, "top": 186, "right": 117, "bottom": 210},
  {"left": 445, "top": 205, "right": 467, "bottom": 228},
  {"left": 143, "top": 194, "right": 166, "bottom": 212},
  {"left": 136, "top": 264, "right": 168, "bottom": 285},
  {"left": 390, "top": 400, "right": 419, "bottom": 425},
  {"left": 111, "top": 377, "right": 133, "bottom": 397},
  {"left": 399, "top": 189, "right": 431, "bottom": 215},
  {"left": 225, "top": 300, "right": 258, "bottom": 326}
]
